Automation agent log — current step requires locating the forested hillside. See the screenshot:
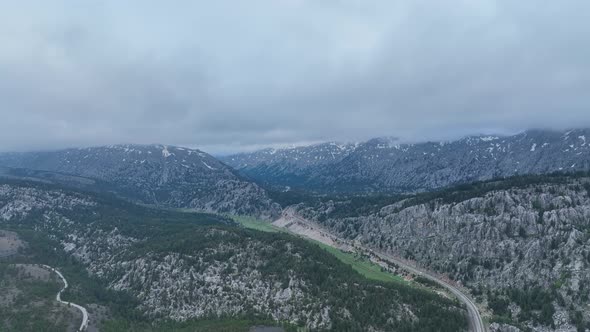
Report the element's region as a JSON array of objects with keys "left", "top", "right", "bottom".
[
  {"left": 0, "top": 180, "right": 467, "bottom": 331},
  {"left": 294, "top": 173, "right": 590, "bottom": 331}
]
